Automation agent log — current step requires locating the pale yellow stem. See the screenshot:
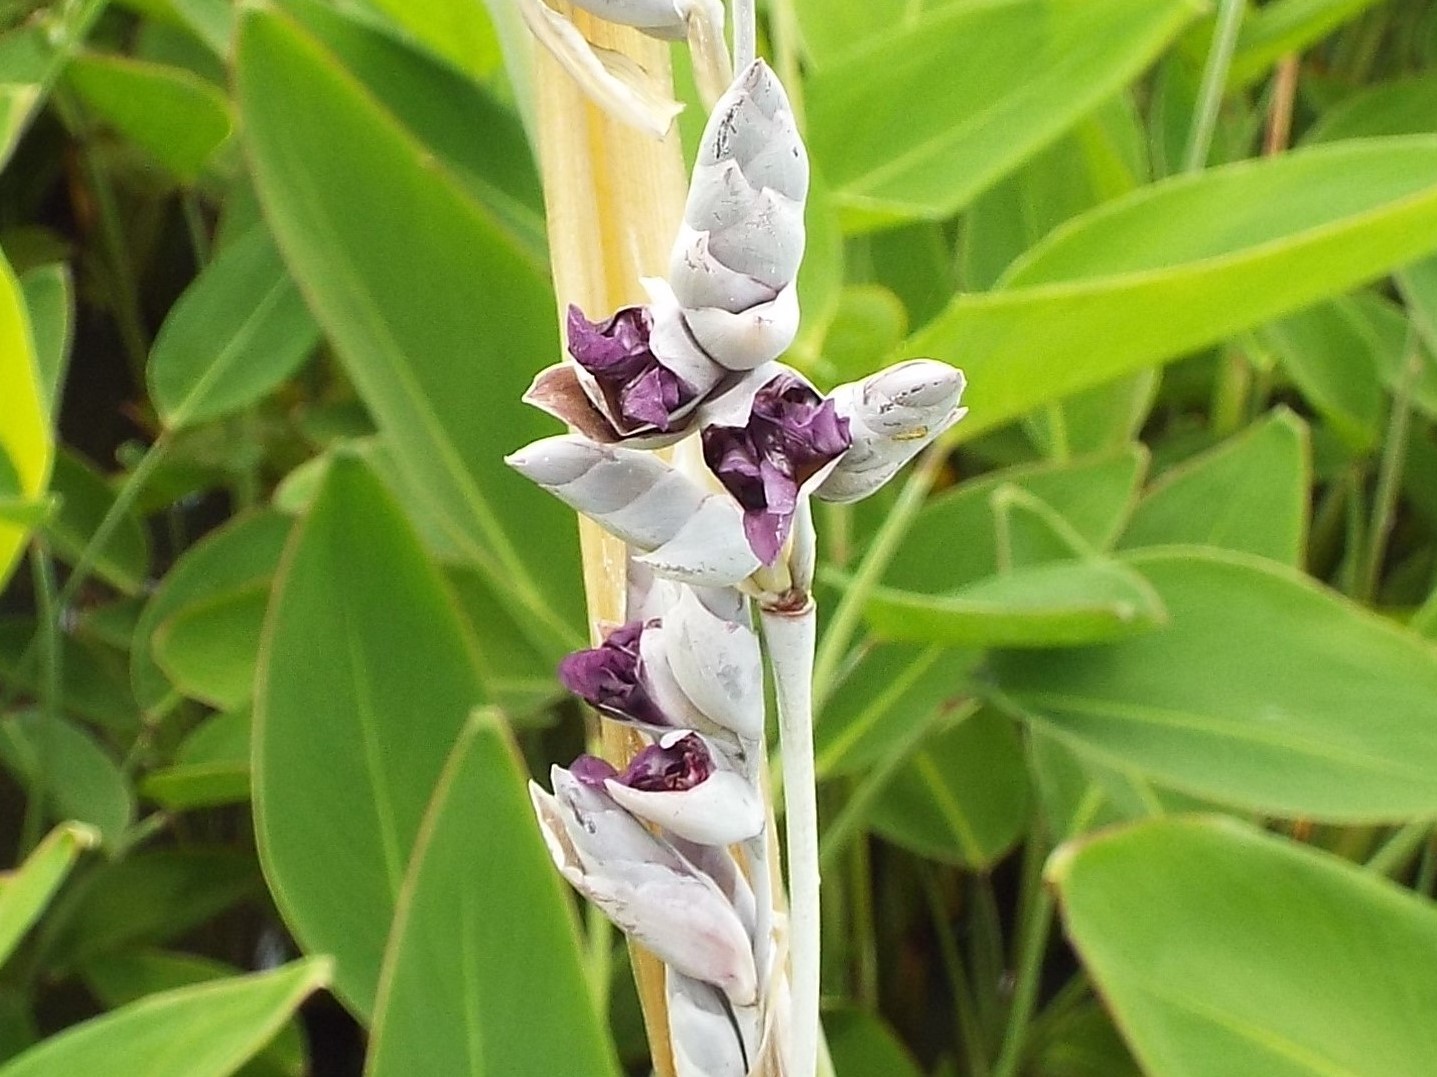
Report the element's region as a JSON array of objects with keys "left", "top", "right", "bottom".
[{"left": 532, "top": 10, "right": 688, "bottom": 1075}]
